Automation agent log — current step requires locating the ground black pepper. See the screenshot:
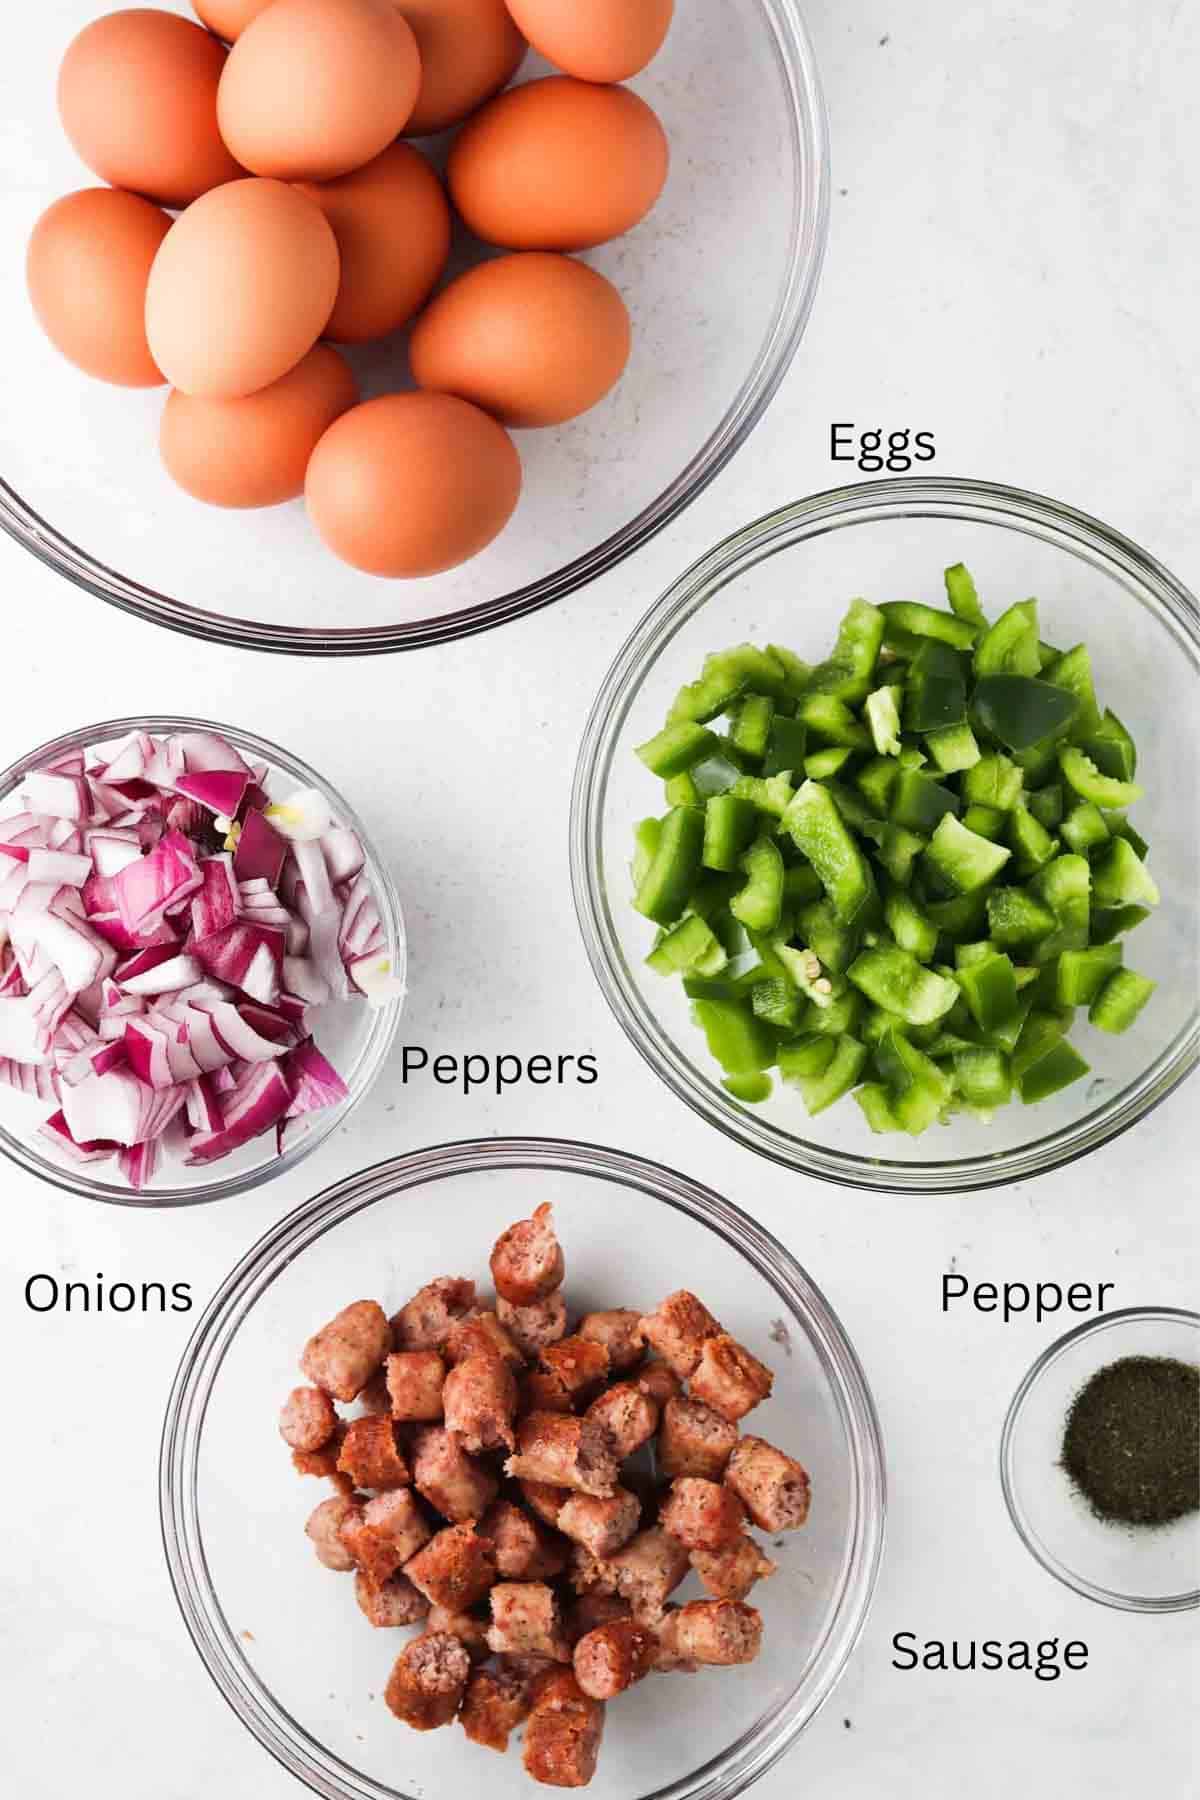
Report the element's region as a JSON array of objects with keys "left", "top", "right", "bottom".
[{"left": 1060, "top": 1355, "right": 1199, "bottom": 1528}]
